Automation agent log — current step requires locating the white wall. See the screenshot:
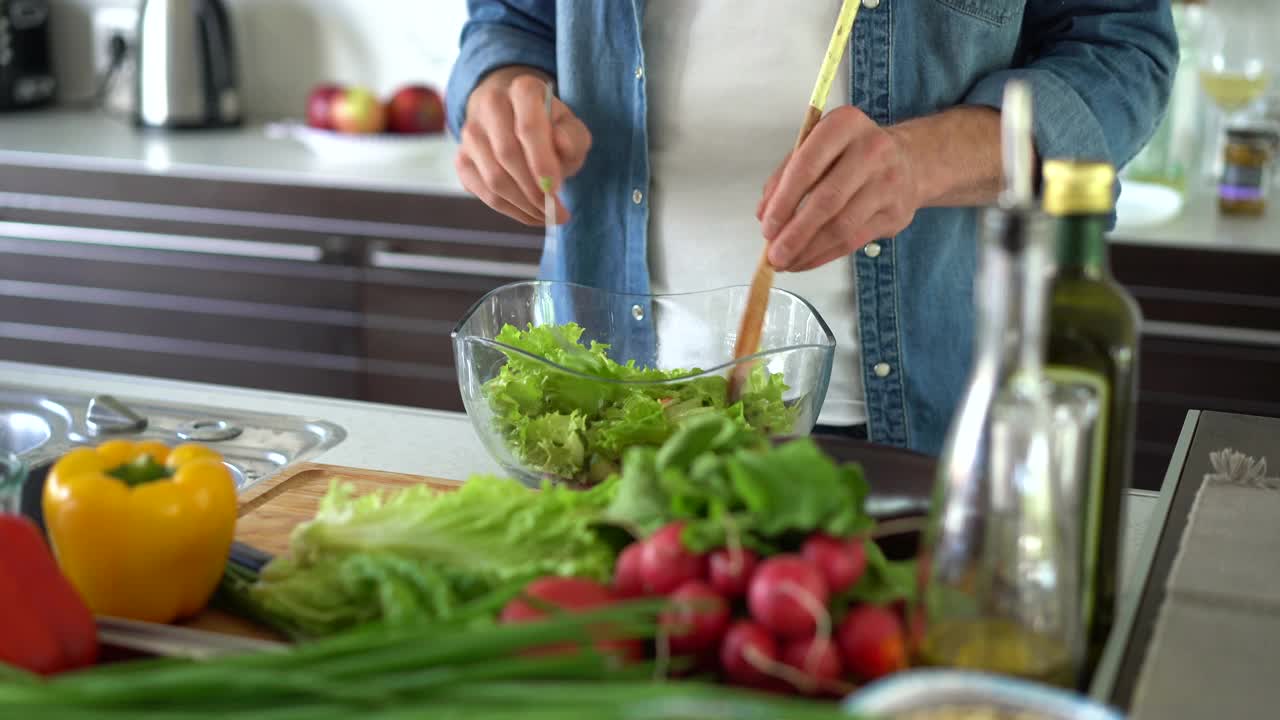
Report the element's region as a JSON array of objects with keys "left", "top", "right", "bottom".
[{"left": 50, "top": 0, "right": 469, "bottom": 121}]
